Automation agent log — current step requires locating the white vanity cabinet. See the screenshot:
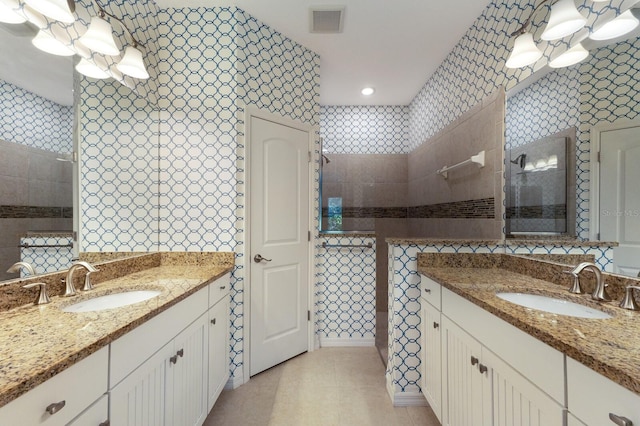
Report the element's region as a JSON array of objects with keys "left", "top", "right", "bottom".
[
  {"left": 419, "top": 275, "right": 442, "bottom": 422},
  {"left": 567, "top": 357, "right": 640, "bottom": 426},
  {"left": 418, "top": 273, "right": 566, "bottom": 426},
  {"left": 207, "top": 273, "right": 230, "bottom": 411},
  {"left": 109, "top": 273, "right": 231, "bottom": 426},
  {"left": 67, "top": 394, "right": 108, "bottom": 426},
  {"left": 0, "top": 346, "right": 108, "bottom": 426}
]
